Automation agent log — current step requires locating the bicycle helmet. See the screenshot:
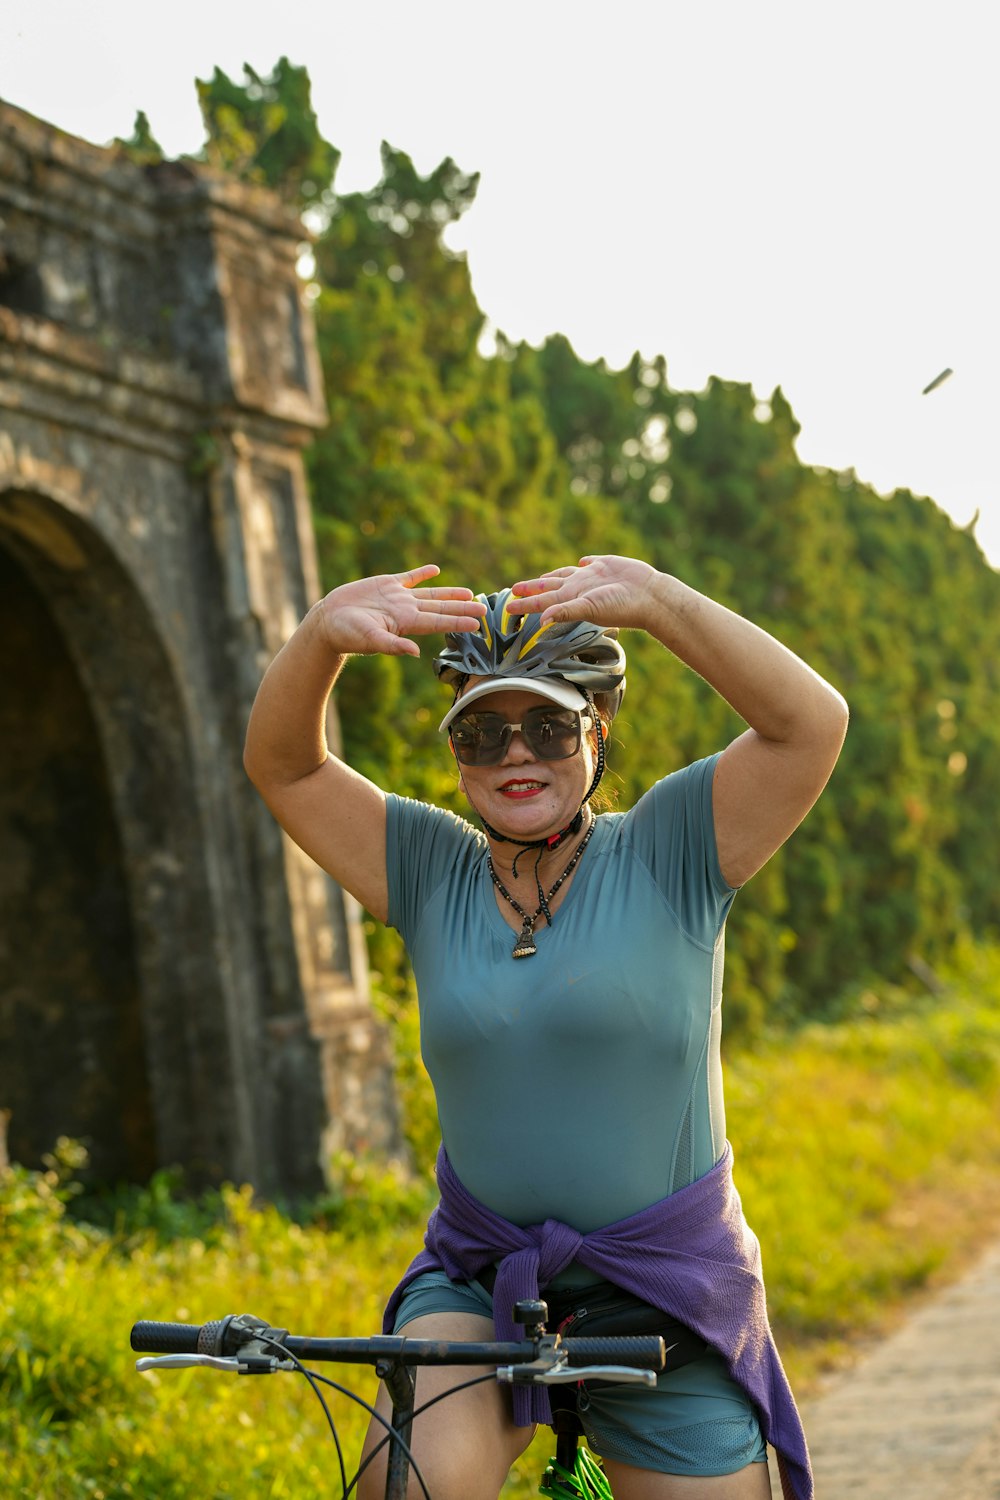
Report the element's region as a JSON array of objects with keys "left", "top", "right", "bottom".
[{"left": 434, "top": 589, "right": 626, "bottom": 732}]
